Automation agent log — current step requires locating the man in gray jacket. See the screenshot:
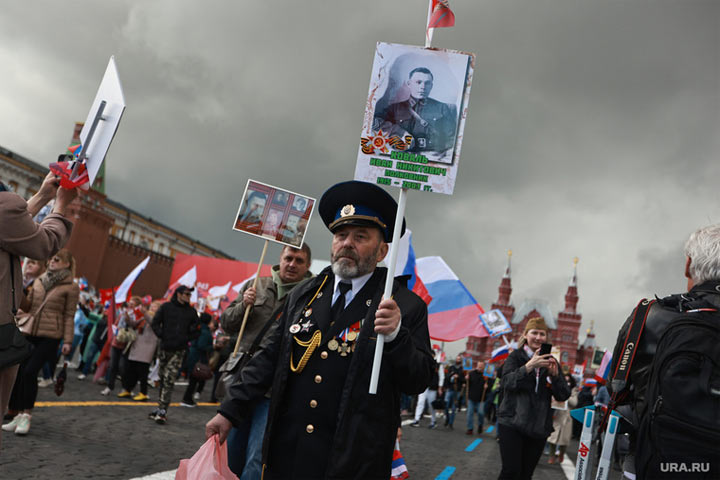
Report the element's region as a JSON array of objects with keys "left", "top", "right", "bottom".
[{"left": 221, "top": 243, "right": 312, "bottom": 479}]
